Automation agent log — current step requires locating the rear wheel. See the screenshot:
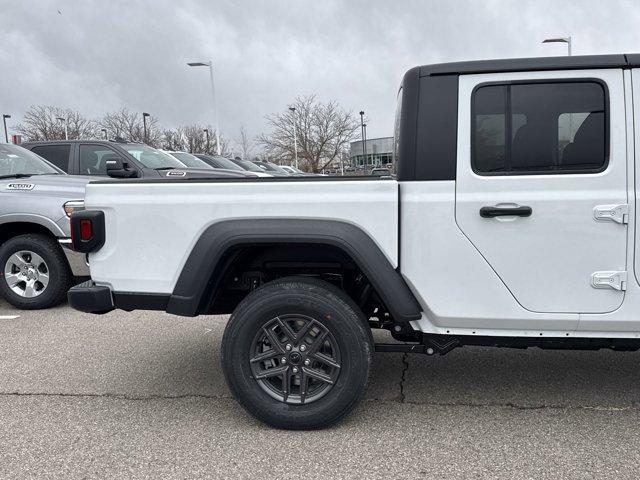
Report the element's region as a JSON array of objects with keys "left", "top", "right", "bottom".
[
  {"left": 222, "top": 277, "right": 373, "bottom": 429},
  {"left": 0, "top": 234, "right": 72, "bottom": 309}
]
